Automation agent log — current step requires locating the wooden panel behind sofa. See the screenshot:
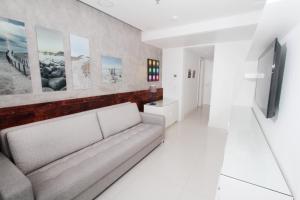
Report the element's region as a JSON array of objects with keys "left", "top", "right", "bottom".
[{"left": 0, "top": 88, "right": 163, "bottom": 130}]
